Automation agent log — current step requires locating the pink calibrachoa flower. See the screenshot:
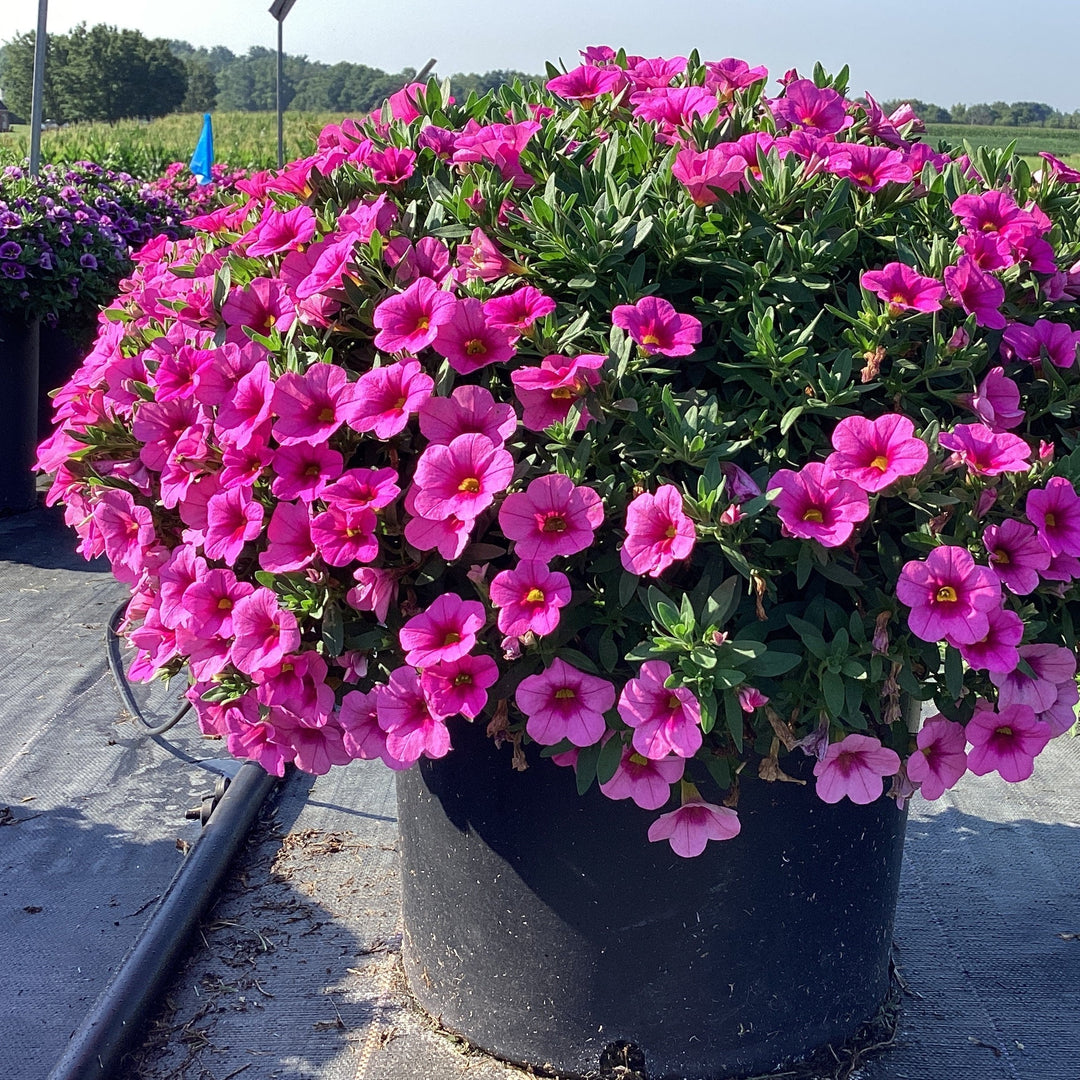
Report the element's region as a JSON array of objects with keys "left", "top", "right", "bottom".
[
  {"left": 737, "top": 687, "right": 769, "bottom": 712},
  {"left": 347, "top": 566, "right": 398, "bottom": 623},
  {"left": 457, "top": 229, "right": 522, "bottom": 282},
  {"left": 420, "top": 653, "right": 499, "bottom": 719},
  {"left": 1001, "top": 319, "right": 1080, "bottom": 369},
  {"left": 350, "top": 359, "right": 434, "bottom": 439},
  {"left": 418, "top": 385, "right": 517, "bottom": 447},
  {"left": 546, "top": 64, "right": 626, "bottom": 107},
  {"left": 93, "top": 489, "right": 158, "bottom": 584},
  {"left": 938, "top": 423, "right": 1031, "bottom": 476},
  {"left": 599, "top": 746, "right": 684, "bottom": 810},
  {"left": 510, "top": 353, "right": 605, "bottom": 431},
  {"left": 896, "top": 545, "right": 1003, "bottom": 645},
  {"left": 182, "top": 568, "right": 254, "bottom": 638},
  {"left": 259, "top": 501, "right": 316, "bottom": 573},
  {"left": 769, "top": 461, "right": 870, "bottom": 547},
  {"left": 272, "top": 363, "right": 363, "bottom": 446},
  {"left": 398, "top": 593, "right": 486, "bottom": 668},
  {"left": 432, "top": 297, "right": 517, "bottom": 374},
  {"left": 906, "top": 716, "right": 968, "bottom": 800},
  {"left": 944, "top": 255, "right": 1007, "bottom": 329},
  {"left": 620, "top": 485, "right": 696, "bottom": 577},
  {"left": 965, "top": 702, "right": 1052, "bottom": 782},
  {"left": 983, "top": 520, "right": 1051, "bottom": 595},
  {"left": 611, "top": 296, "right": 702, "bottom": 356},
  {"left": 230, "top": 588, "right": 302, "bottom": 675},
  {"left": 412, "top": 433, "right": 515, "bottom": 519},
  {"left": 220, "top": 278, "right": 296, "bottom": 342},
  {"left": 372, "top": 277, "right": 457, "bottom": 354},
  {"left": 203, "top": 486, "right": 265, "bottom": 564},
  {"left": 339, "top": 689, "right": 406, "bottom": 769},
  {"left": 672, "top": 146, "right": 749, "bottom": 205},
  {"left": 290, "top": 229, "right": 362, "bottom": 300},
  {"left": 1026, "top": 477, "right": 1080, "bottom": 558},
  {"left": 826, "top": 413, "right": 928, "bottom": 492},
  {"left": 270, "top": 442, "right": 343, "bottom": 503},
  {"left": 376, "top": 666, "right": 452, "bottom": 766},
  {"left": 309, "top": 504, "right": 379, "bottom": 566},
  {"left": 828, "top": 144, "right": 913, "bottom": 191},
  {"left": 499, "top": 473, "right": 605, "bottom": 560},
  {"left": 489, "top": 560, "right": 572, "bottom": 637},
  {"left": 630, "top": 85, "right": 720, "bottom": 129},
  {"left": 991, "top": 643, "right": 1077, "bottom": 712},
  {"left": 287, "top": 717, "right": 354, "bottom": 776},
  {"left": 961, "top": 367, "right": 1024, "bottom": 431},
  {"left": 322, "top": 468, "right": 401, "bottom": 513},
  {"left": 255, "top": 651, "right": 334, "bottom": 719},
  {"left": 647, "top": 788, "right": 741, "bottom": 857},
  {"left": 954, "top": 604, "right": 1023, "bottom": 673},
  {"left": 482, "top": 286, "right": 556, "bottom": 336},
  {"left": 1036, "top": 678, "right": 1080, "bottom": 737},
  {"left": 859, "top": 262, "right": 944, "bottom": 314},
  {"left": 515, "top": 656, "right": 616, "bottom": 747},
  {"left": 367, "top": 145, "right": 416, "bottom": 186},
  {"left": 243, "top": 204, "right": 317, "bottom": 257},
  {"left": 813, "top": 733, "right": 901, "bottom": 804},
  {"left": 773, "top": 79, "right": 850, "bottom": 134},
  {"left": 618, "top": 660, "right": 703, "bottom": 759},
  {"left": 215, "top": 361, "right": 274, "bottom": 449}
]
